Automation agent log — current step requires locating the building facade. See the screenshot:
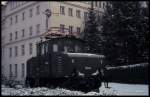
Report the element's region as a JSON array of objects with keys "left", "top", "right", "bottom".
[{"left": 1, "top": 1, "right": 106, "bottom": 82}]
